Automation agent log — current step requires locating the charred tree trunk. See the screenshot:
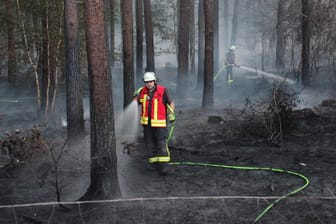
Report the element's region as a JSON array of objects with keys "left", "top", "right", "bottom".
[
  {"left": 40, "top": 10, "right": 49, "bottom": 118},
  {"left": 176, "top": 0, "right": 180, "bottom": 56},
  {"left": 275, "top": 0, "right": 286, "bottom": 70},
  {"left": 5, "top": 0, "right": 17, "bottom": 86},
  {"left": 230, "top": 0, "right": 239, "bottom": 46},
  {"left": 109, "top": 0, "right": 115, "bottom": 68},
  {"left": 189, "top": 0, "right": 196, "bottom": 81},
  {"left": 143, "top": 0, "right": 155, "bottom": 72},
  {"left": 197, "top": 0, "right": 205, "bottom": 89},
  {"left": 121, "top": 0, "right": 135, "bottom": 108},
  {"left": 223, "top": 0, "right": 229, "bottom": 53},
  {"left": 202, "top": 0, "right": 214, "bottom": 109},
  {"left": 136, "top": 0, "right": 144, "bottom": 86},
  {"left": 301, "top": 0, "right": 311, "bottom": 86},
  {"left": 81, "top": 0, "right": 121, "bottom": 200},
  {"left": 176, "top": 0, "right": 191, "bottom": 97},
  {"left": 64, "top": 0, "right": 84, "bottom": 141},
  {"left": 214, "top": 0, "right": 219, "bottom": 72},
  {"left": 259, "top": 0, "right": 265, "bottom": 71}
]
